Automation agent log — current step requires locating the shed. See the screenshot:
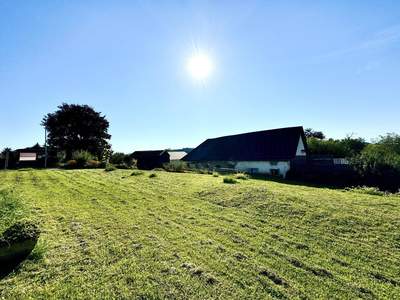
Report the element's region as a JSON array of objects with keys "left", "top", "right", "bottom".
[{"left": 131, "top": 150, "right": 170, "bottom": 170}]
